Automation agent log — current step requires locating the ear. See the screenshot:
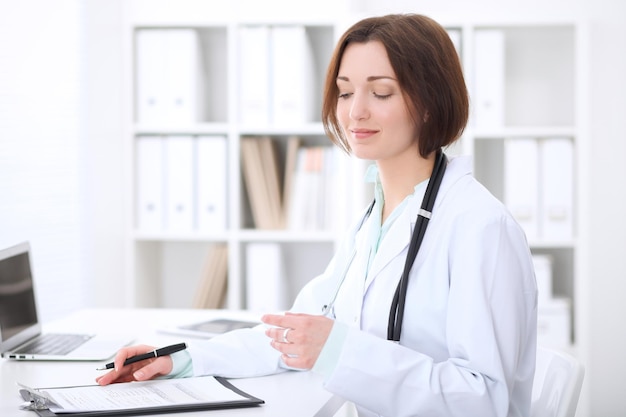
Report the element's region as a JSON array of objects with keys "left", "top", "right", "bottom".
[{"left": 423, "top": 111, "right": 430, "bottom": 123}]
